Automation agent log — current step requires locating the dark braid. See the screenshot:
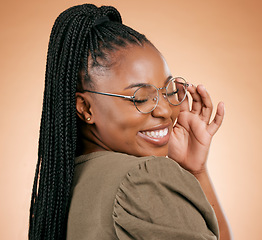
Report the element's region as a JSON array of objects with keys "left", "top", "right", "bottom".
[{"left": 29, "top": 4, "right": 149, "bottom": 240}]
